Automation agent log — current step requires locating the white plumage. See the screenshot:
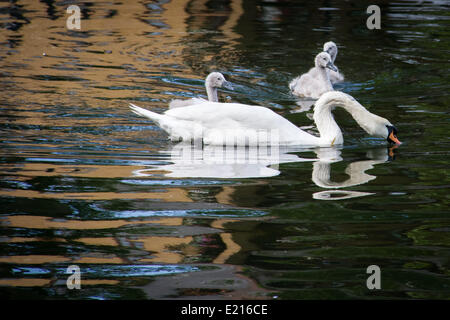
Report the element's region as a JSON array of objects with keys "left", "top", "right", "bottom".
[
  {"left": 289, "top": 52, "right": 336, "bottom": 99},
  {"left": 168, "top": 72, "right": 232, "bottom": 109},
  {"left": 323, "top": 41, "right": 344, "bottom": 84},
  {"left": 129, "top": 91, "right": 401, "bottom": 147}
]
